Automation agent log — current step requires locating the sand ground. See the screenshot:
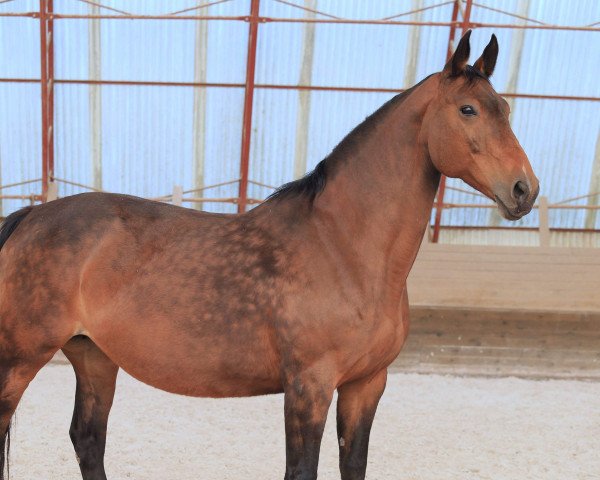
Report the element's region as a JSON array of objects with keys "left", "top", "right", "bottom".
[{"left": 8, "top": 363, "right": 600, "bottom": 479}]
